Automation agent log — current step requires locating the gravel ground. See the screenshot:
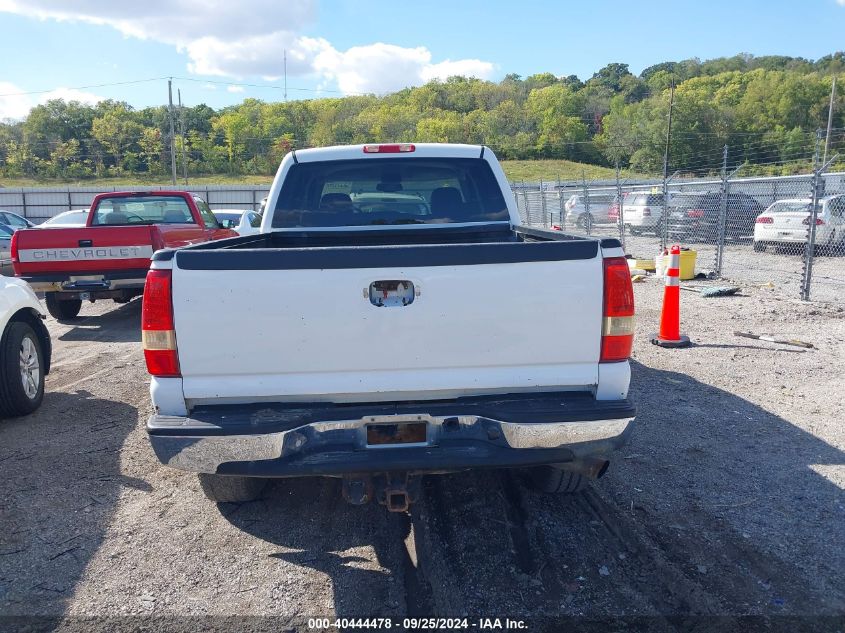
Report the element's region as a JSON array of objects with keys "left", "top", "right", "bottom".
[{"left": 1, "top": 282, "right": 843, "bottom": 632}]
